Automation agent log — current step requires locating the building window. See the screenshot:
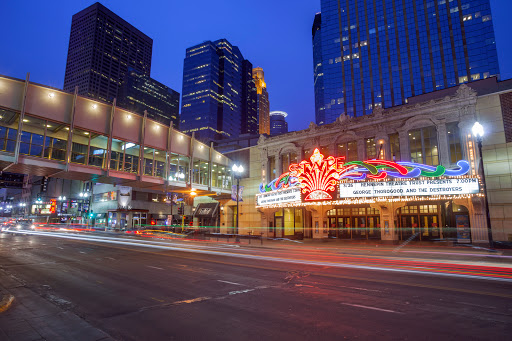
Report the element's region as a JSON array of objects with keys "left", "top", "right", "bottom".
[
  {"left": 281, "top": 151, "right": 298, "bottom": 174},
  {"left": 268, "top": 156, "right": 276, "bottom": 179},
  {"left": 337, "top": 141, "right": 358, "bottom": 161},
  {"left": 389, "top": 133, "right": 400, "bottom": 161},
  {"left": 446, "top": 123, "right": 462, "bottom": 164},
  {"left": 408, "top": 126, "right": 439, "bottom": 166},
  {"left": 169, "top": 153, "right": 190, "bottom": 182},
  {"left": 365, "top": 138, "right": 376, "bottom": 159}
]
